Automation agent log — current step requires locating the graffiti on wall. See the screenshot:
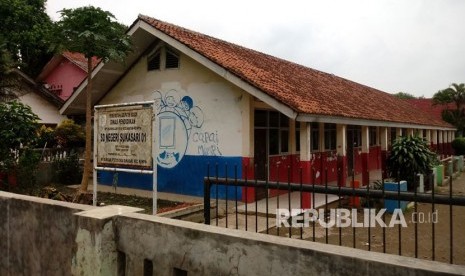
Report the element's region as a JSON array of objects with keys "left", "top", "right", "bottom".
[
  {"left": 154, "top": 89, "right": 222, "bottom": 168},
  {"left": 192, "top": 131, "right": 222, "bottom": 156}
]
